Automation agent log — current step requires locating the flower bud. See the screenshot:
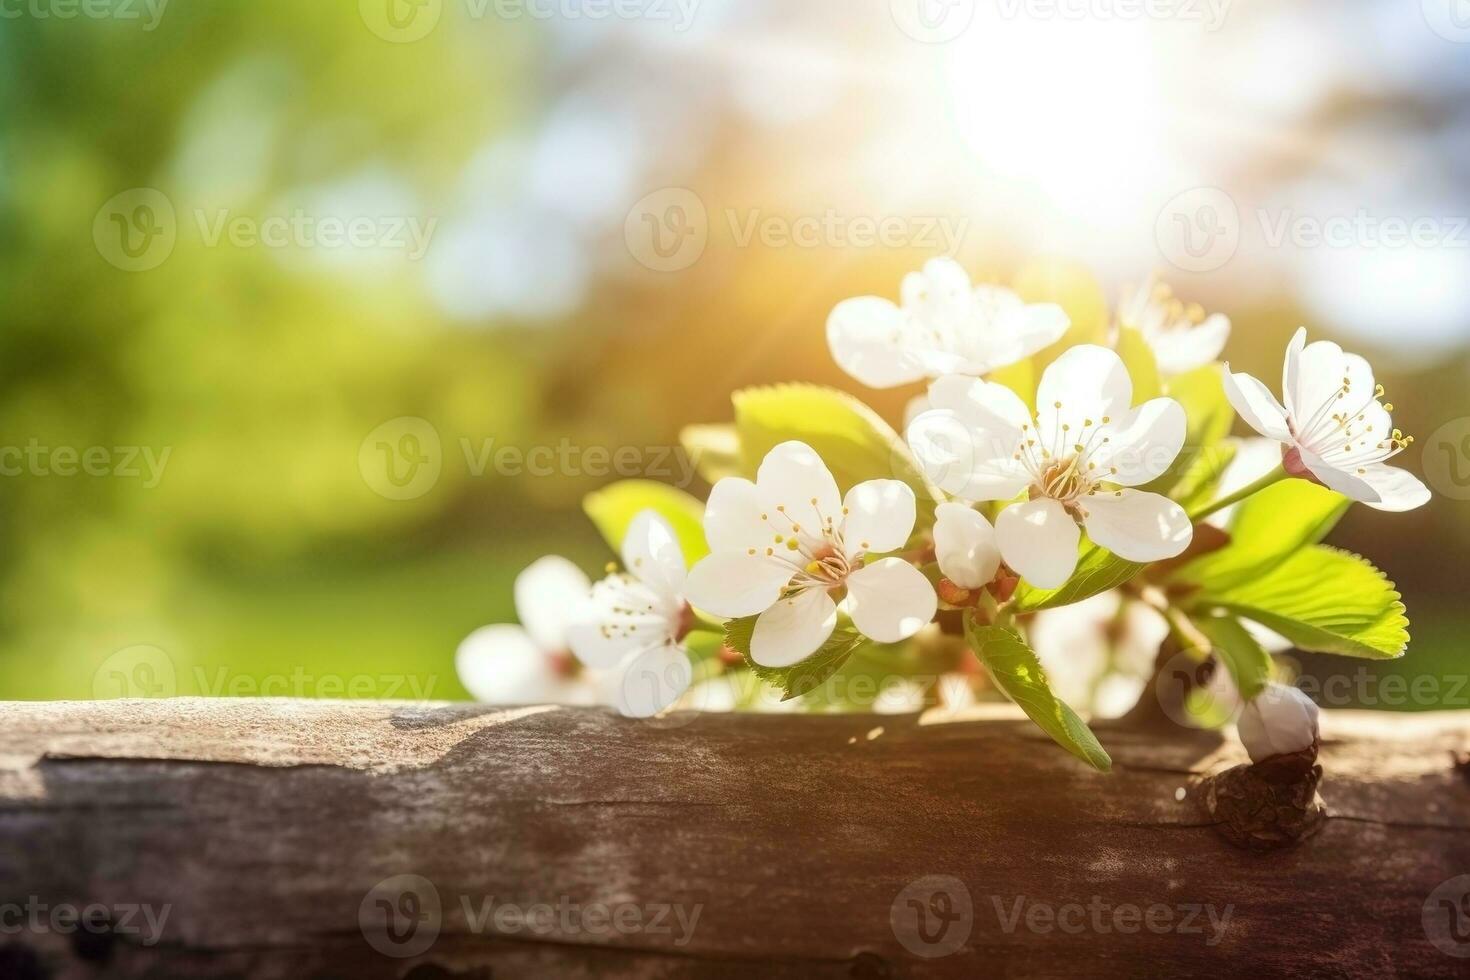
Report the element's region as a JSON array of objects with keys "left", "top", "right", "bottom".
[{"left": 1237, "top": 683, "right": 1319, "bottom": 764}]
